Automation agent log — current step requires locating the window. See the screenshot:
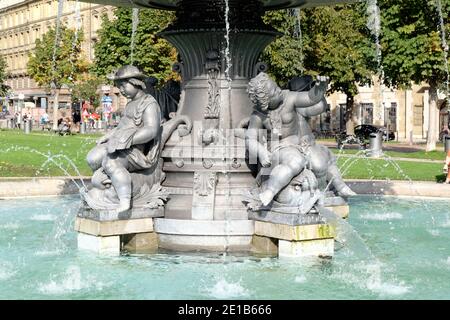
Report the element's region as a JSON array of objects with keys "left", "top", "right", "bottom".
[
  {"left": 385, "top": 102, "right": 397, "bottom": 131},
  {"left": 413, "top": 105, "right": 423, "bottom": 127},
  {"left": 361, "top": 103, "right": 373, "bottom": 125}
]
